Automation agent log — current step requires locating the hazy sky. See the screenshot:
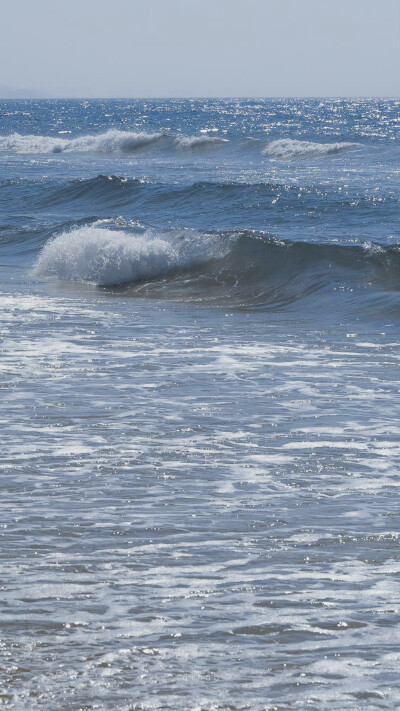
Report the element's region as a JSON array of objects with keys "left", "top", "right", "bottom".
[{"left": 1, "top": 0, "right": 399, "bottom": 97}]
